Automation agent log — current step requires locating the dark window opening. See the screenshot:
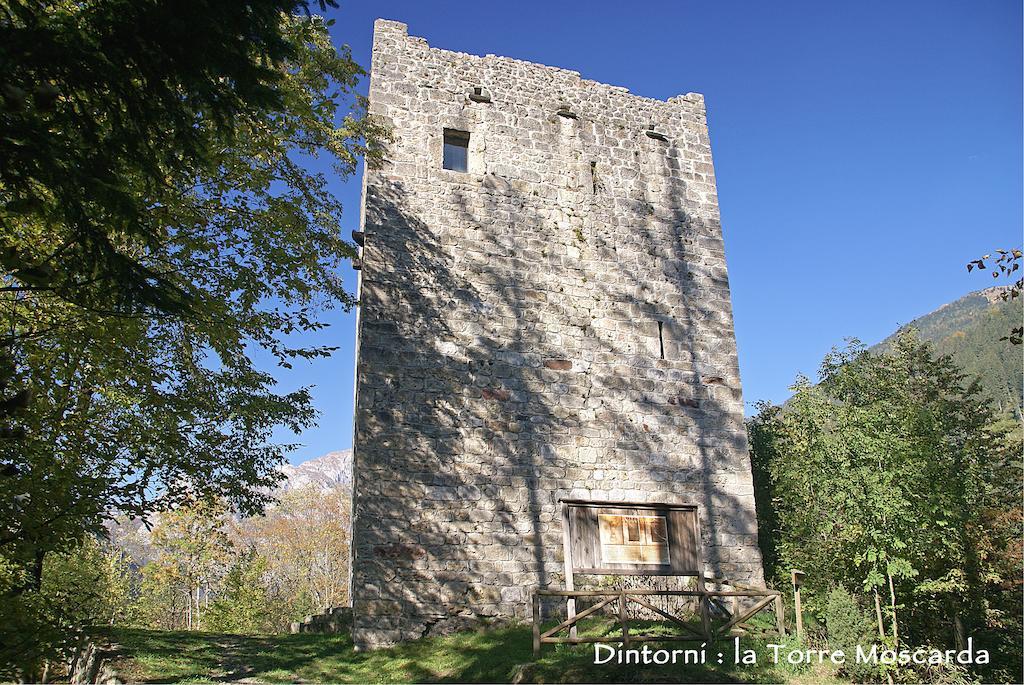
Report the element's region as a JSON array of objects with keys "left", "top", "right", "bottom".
[
  {"left": 657, "top": 321, "right": 665, "bottom": 359},
  {"left": 443, "top": 129, "right": 470, "bottom": 172},
  {"left": 469, "top": 87, "right": 491, "bottom": 103},
  {"left": 590, "top": 161, "right": 598, "bottom": 194}
]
